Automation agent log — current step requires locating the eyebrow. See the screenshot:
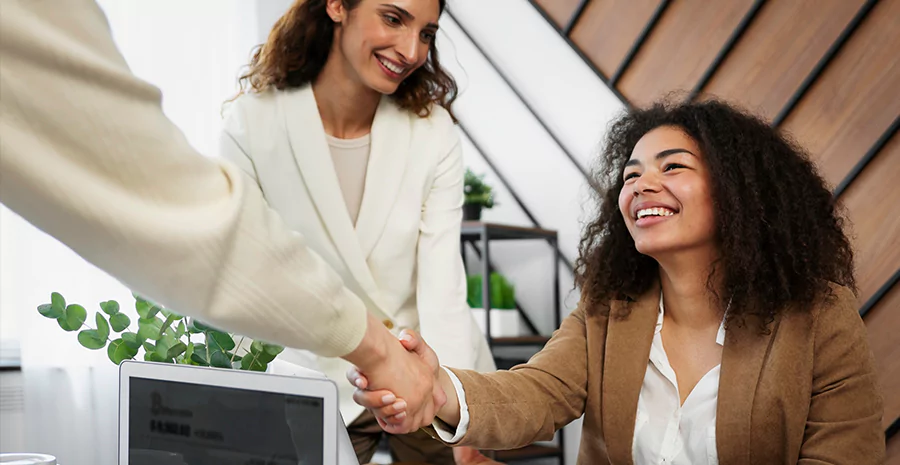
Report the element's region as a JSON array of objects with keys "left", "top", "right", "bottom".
[
  {"left": 624, "top": 148, "right": 695, "bottom": 168},
  {"left": 381, "top": 4, "right": 439, "bottom": 29}
]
